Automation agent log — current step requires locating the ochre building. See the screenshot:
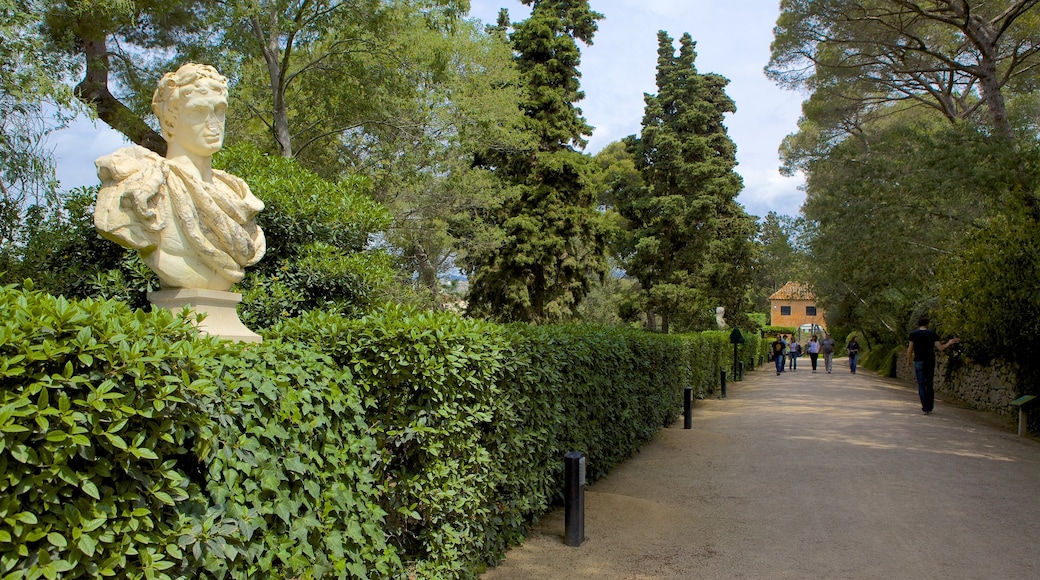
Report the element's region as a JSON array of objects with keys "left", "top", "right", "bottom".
[{"left": 769, "top": 281, "right": 826, "bottom": 331}]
